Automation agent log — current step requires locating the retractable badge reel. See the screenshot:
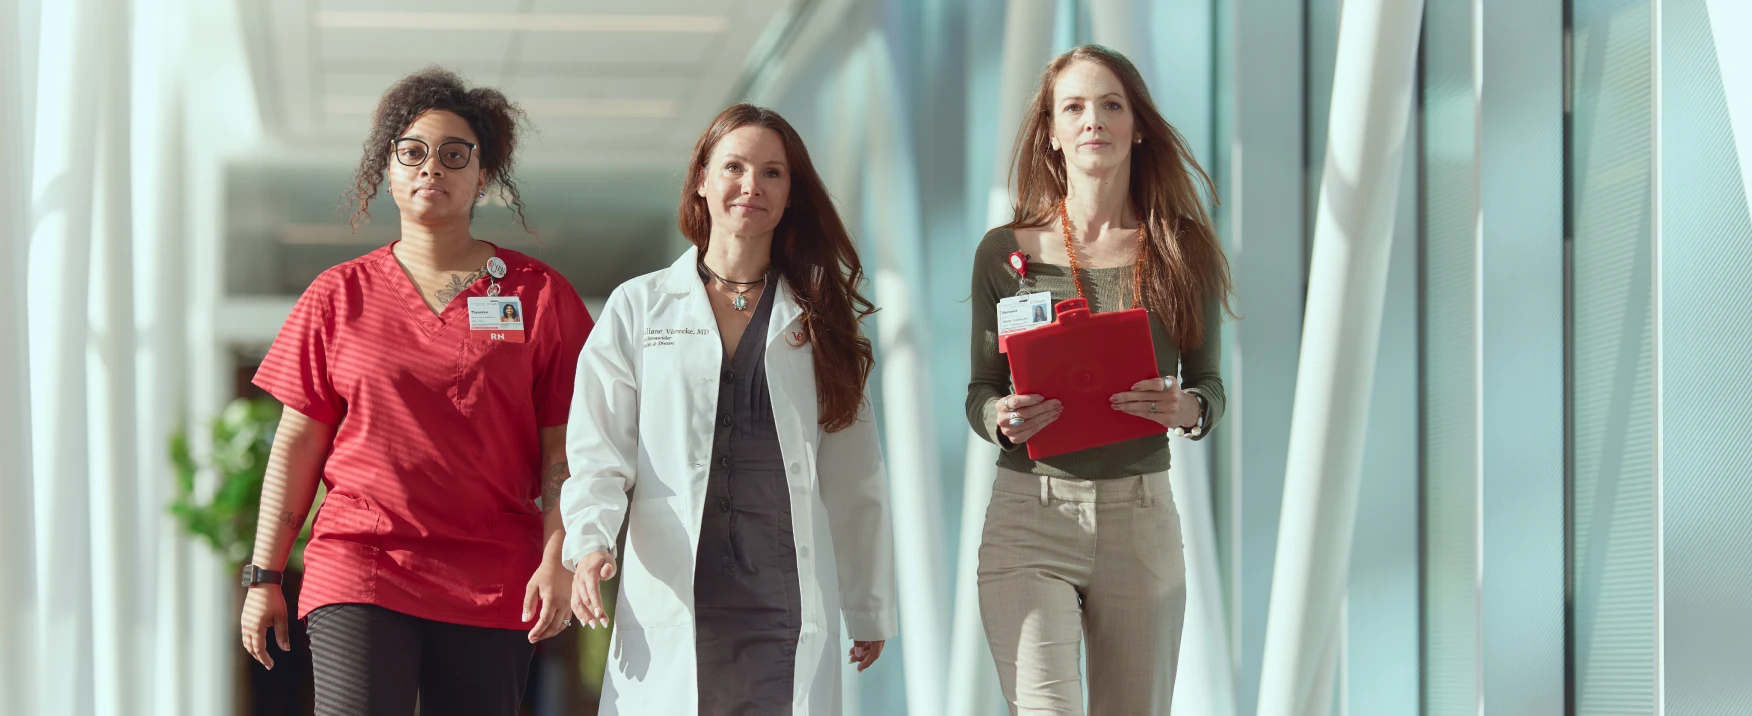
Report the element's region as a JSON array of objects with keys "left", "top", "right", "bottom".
[
  {"left": 997, "top": 250, "right": 1054, "bottom": 337},
  {"left": 467, "top": 255, "right": 525, "bottom": 342}
]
